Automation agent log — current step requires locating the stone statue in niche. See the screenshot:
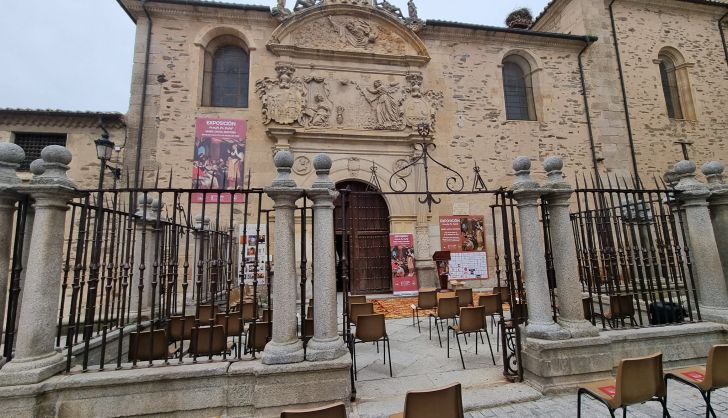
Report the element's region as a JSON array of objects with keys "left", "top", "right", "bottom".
[
  {"left": 361, "top": 80, "right": 403, "bottom": 129},
  {"left": 255, "top": 63, "right": 307, "bottom": 125},
  {"left": 328, "top": 16, "right": 379, "bottom": 48},
  {"left": 401, "top": 73, "right": 444, "bottom": 130}
]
